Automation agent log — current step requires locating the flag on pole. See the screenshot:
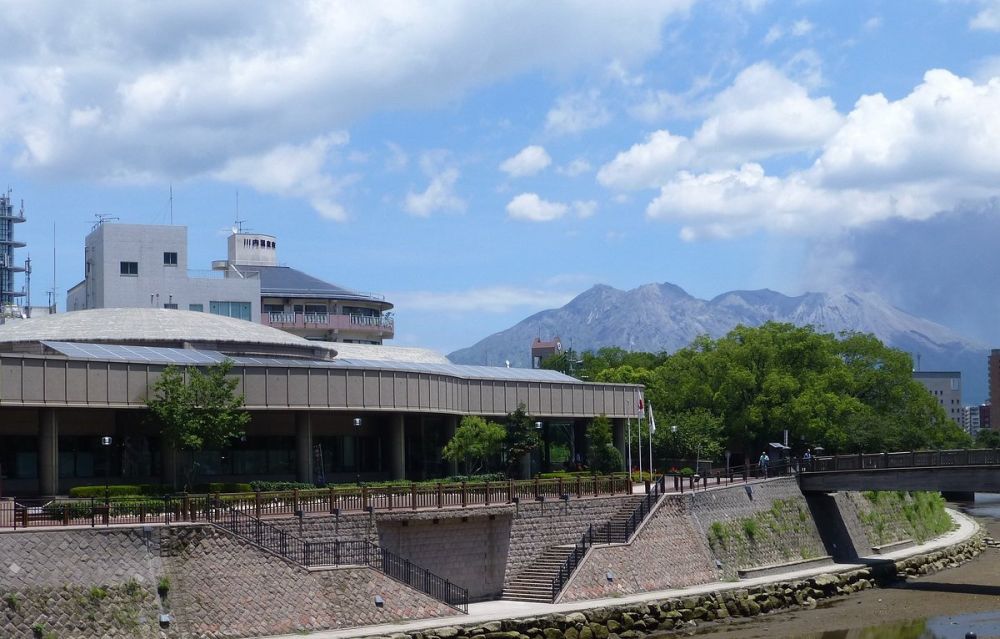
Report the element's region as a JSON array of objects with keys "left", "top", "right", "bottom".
[{"left": 648, "top": 401, "right": 657, "bottom": 434}]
